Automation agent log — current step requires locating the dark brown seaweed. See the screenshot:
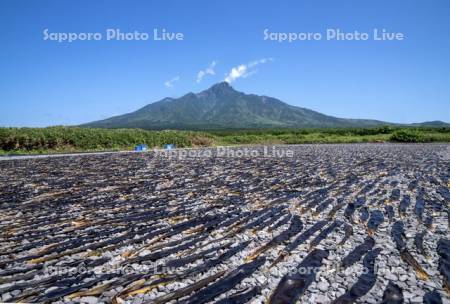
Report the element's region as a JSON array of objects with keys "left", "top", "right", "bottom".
[
  {"left": 341, "top": 236, "right": 375, "bottom": 268},
  {"left": 385, "top": 205, "right": 395, "bottom": 221},
  {"left": 391, "top": 221, "right": 406, "bottom": 251},
  {"left": 246, "top": 215, "right": 302, "bottom": 261},
  {"left": 271, "top": 220, "right": 327, "bottom": 266},
  {"left": 367, "top": 210, "right": 384, "bottom": 235},
  {"left": 437, "top": 238, "right": 450, "bottom": 294},
  {"left": 309, "top": 220, "right": 342, "bottom": 250},
  {"left": 398, "top": 195, "right": 410, "bottom": 217},
  {"left": 179, "top": 257, "right": 266, "bottom": 304},
  {"left": 414, "top": 231, "right": 427, "bottom": 258},
  {"left": 268, "top": 249, "right": 329, "bottom": 304},
  {"left": 392, "top": 221, "right": 430, "bottom": 280},
  {"left": 358, "top": 207, "right": 369, "bottom": 223},
  {"left": 423, "top": 290, "right": 443, "bottom": 304},
  {"left": 332, "top": 248, "right": 381, "bottom": 304},
  {"left": 381, "top": 281, "right": 404, "bottom": 304},
  {"left": 147, "top": 270, "right": 226, "bottom": 304},
  {"left": 339, "top": 223, "right": 353, "bottom": 246},
  {"left": 414, "top": 197, "right": 425, "bottom": 222},
  {"left": 214, "top": 286, "right": 261, "bottom": 304}
]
